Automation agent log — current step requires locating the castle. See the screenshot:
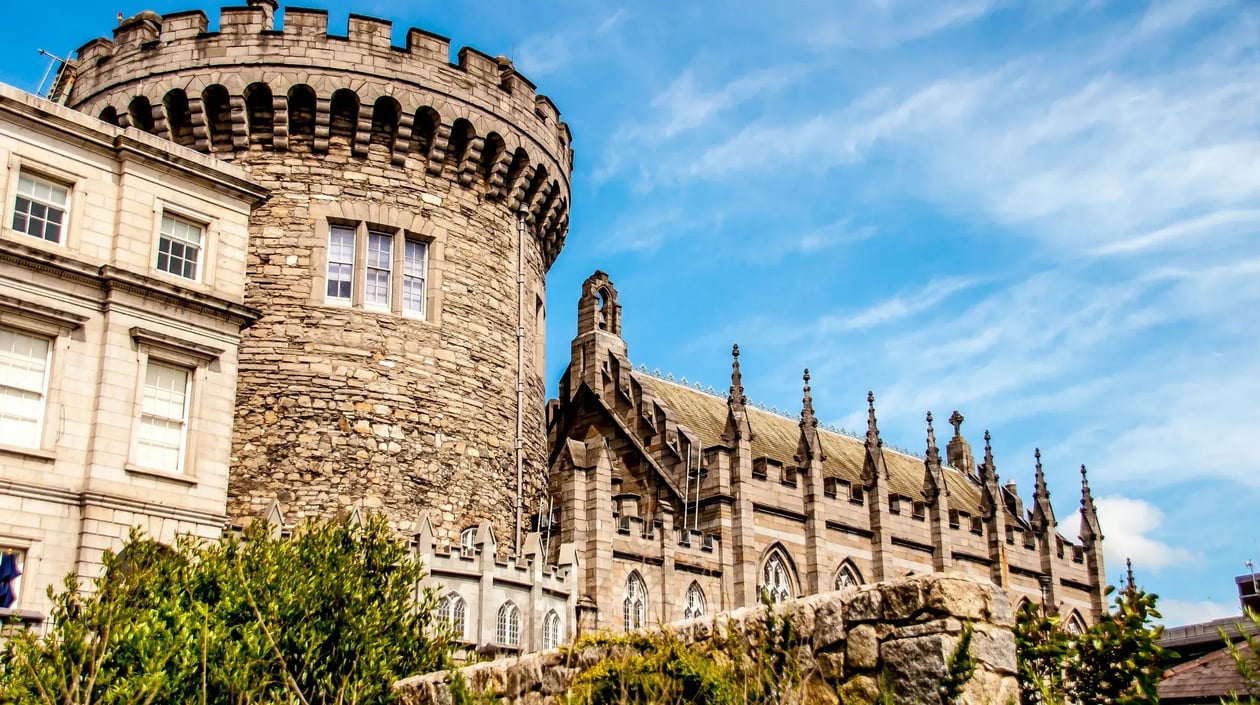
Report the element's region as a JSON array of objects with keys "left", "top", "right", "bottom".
[{"left": 0, "top": 1, "right": 1106, "bottom": 652}]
